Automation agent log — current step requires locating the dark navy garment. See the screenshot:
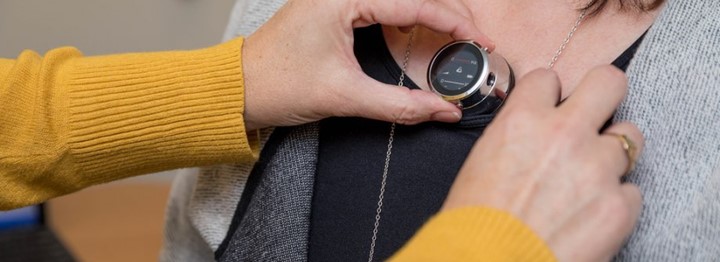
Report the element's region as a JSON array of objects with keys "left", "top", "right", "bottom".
[{"left": 306, "top": 25, "right": 644, "bottom": 262}]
